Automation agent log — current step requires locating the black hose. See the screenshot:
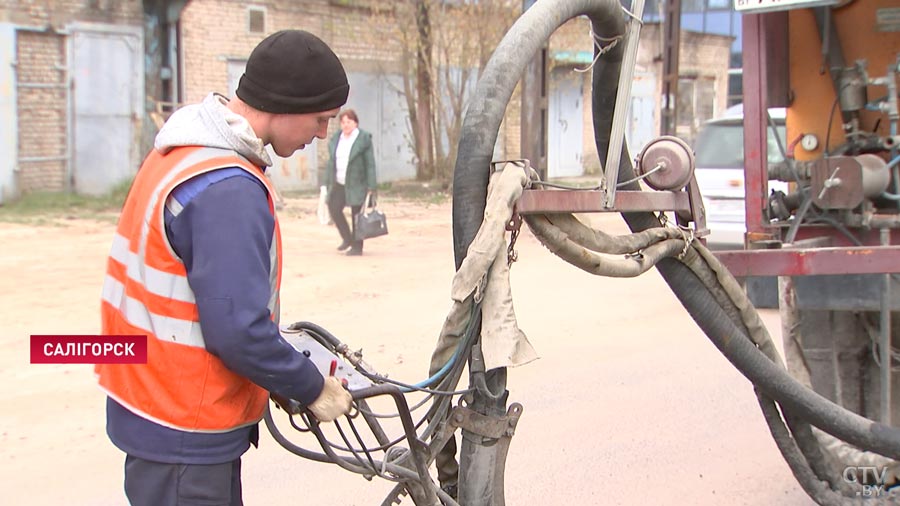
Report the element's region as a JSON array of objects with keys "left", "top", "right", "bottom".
[
  {"left": 756, "top": 393, "right": 861, "bottom": 506},
  {"left": 450, "top": 3, "right": 627, "bottom": 505},
  {"left": 583, "top": 0, "right": 900, "bottom": 463},
  {"left": 263, "top": 404, "right": 335, "bottom": 464},
  {"left": 451, "top": 0, "right": 626, "bottom": 269},
  {"left": 449, "top": 0, "right": 900, "bottom": 501},
  {"left": 655, "top": 255, "right": 900, "bottom": 459},
  {"left": 288, "top": 321, "right": 343, "bottom": 351},
  {"left": 586, "top": 9, "right": 900, "bottom": 501}
]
